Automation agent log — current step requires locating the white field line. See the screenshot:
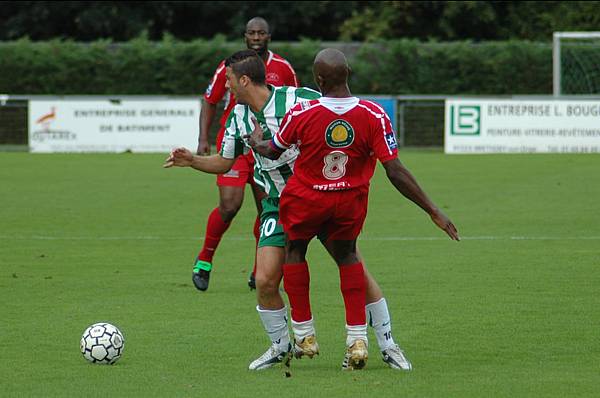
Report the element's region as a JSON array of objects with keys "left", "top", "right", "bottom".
[{"left": 2, "top": 235, "right": 600, "bottom": 241}]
